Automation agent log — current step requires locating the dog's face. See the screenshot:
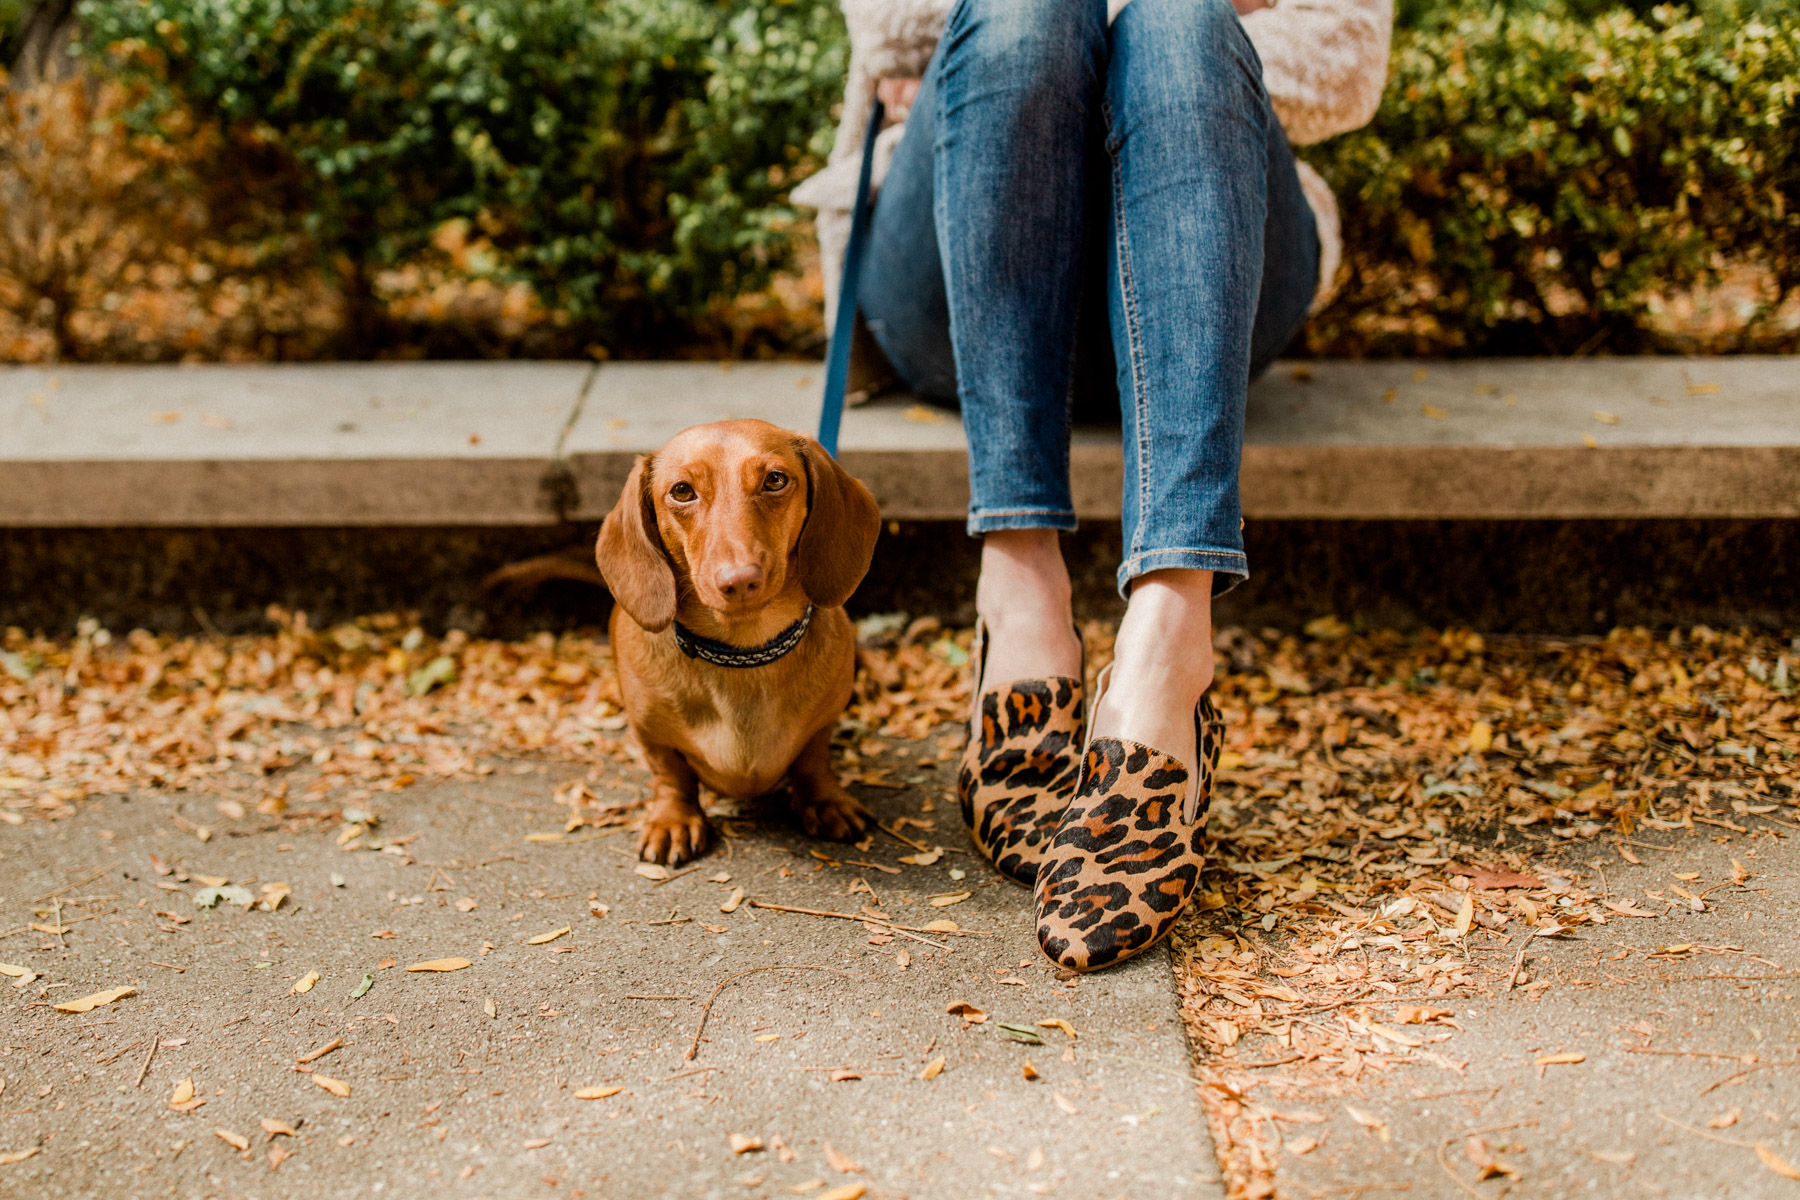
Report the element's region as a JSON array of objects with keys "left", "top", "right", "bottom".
[{"left": 595, "top": 419, "right": 880, "bottom": 631}]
